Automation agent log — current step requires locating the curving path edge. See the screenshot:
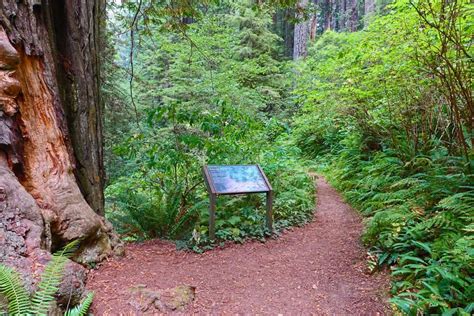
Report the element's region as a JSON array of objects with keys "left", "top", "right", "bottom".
[{"left": 87, "top": 176, "right": 390, "bottom": 315}]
